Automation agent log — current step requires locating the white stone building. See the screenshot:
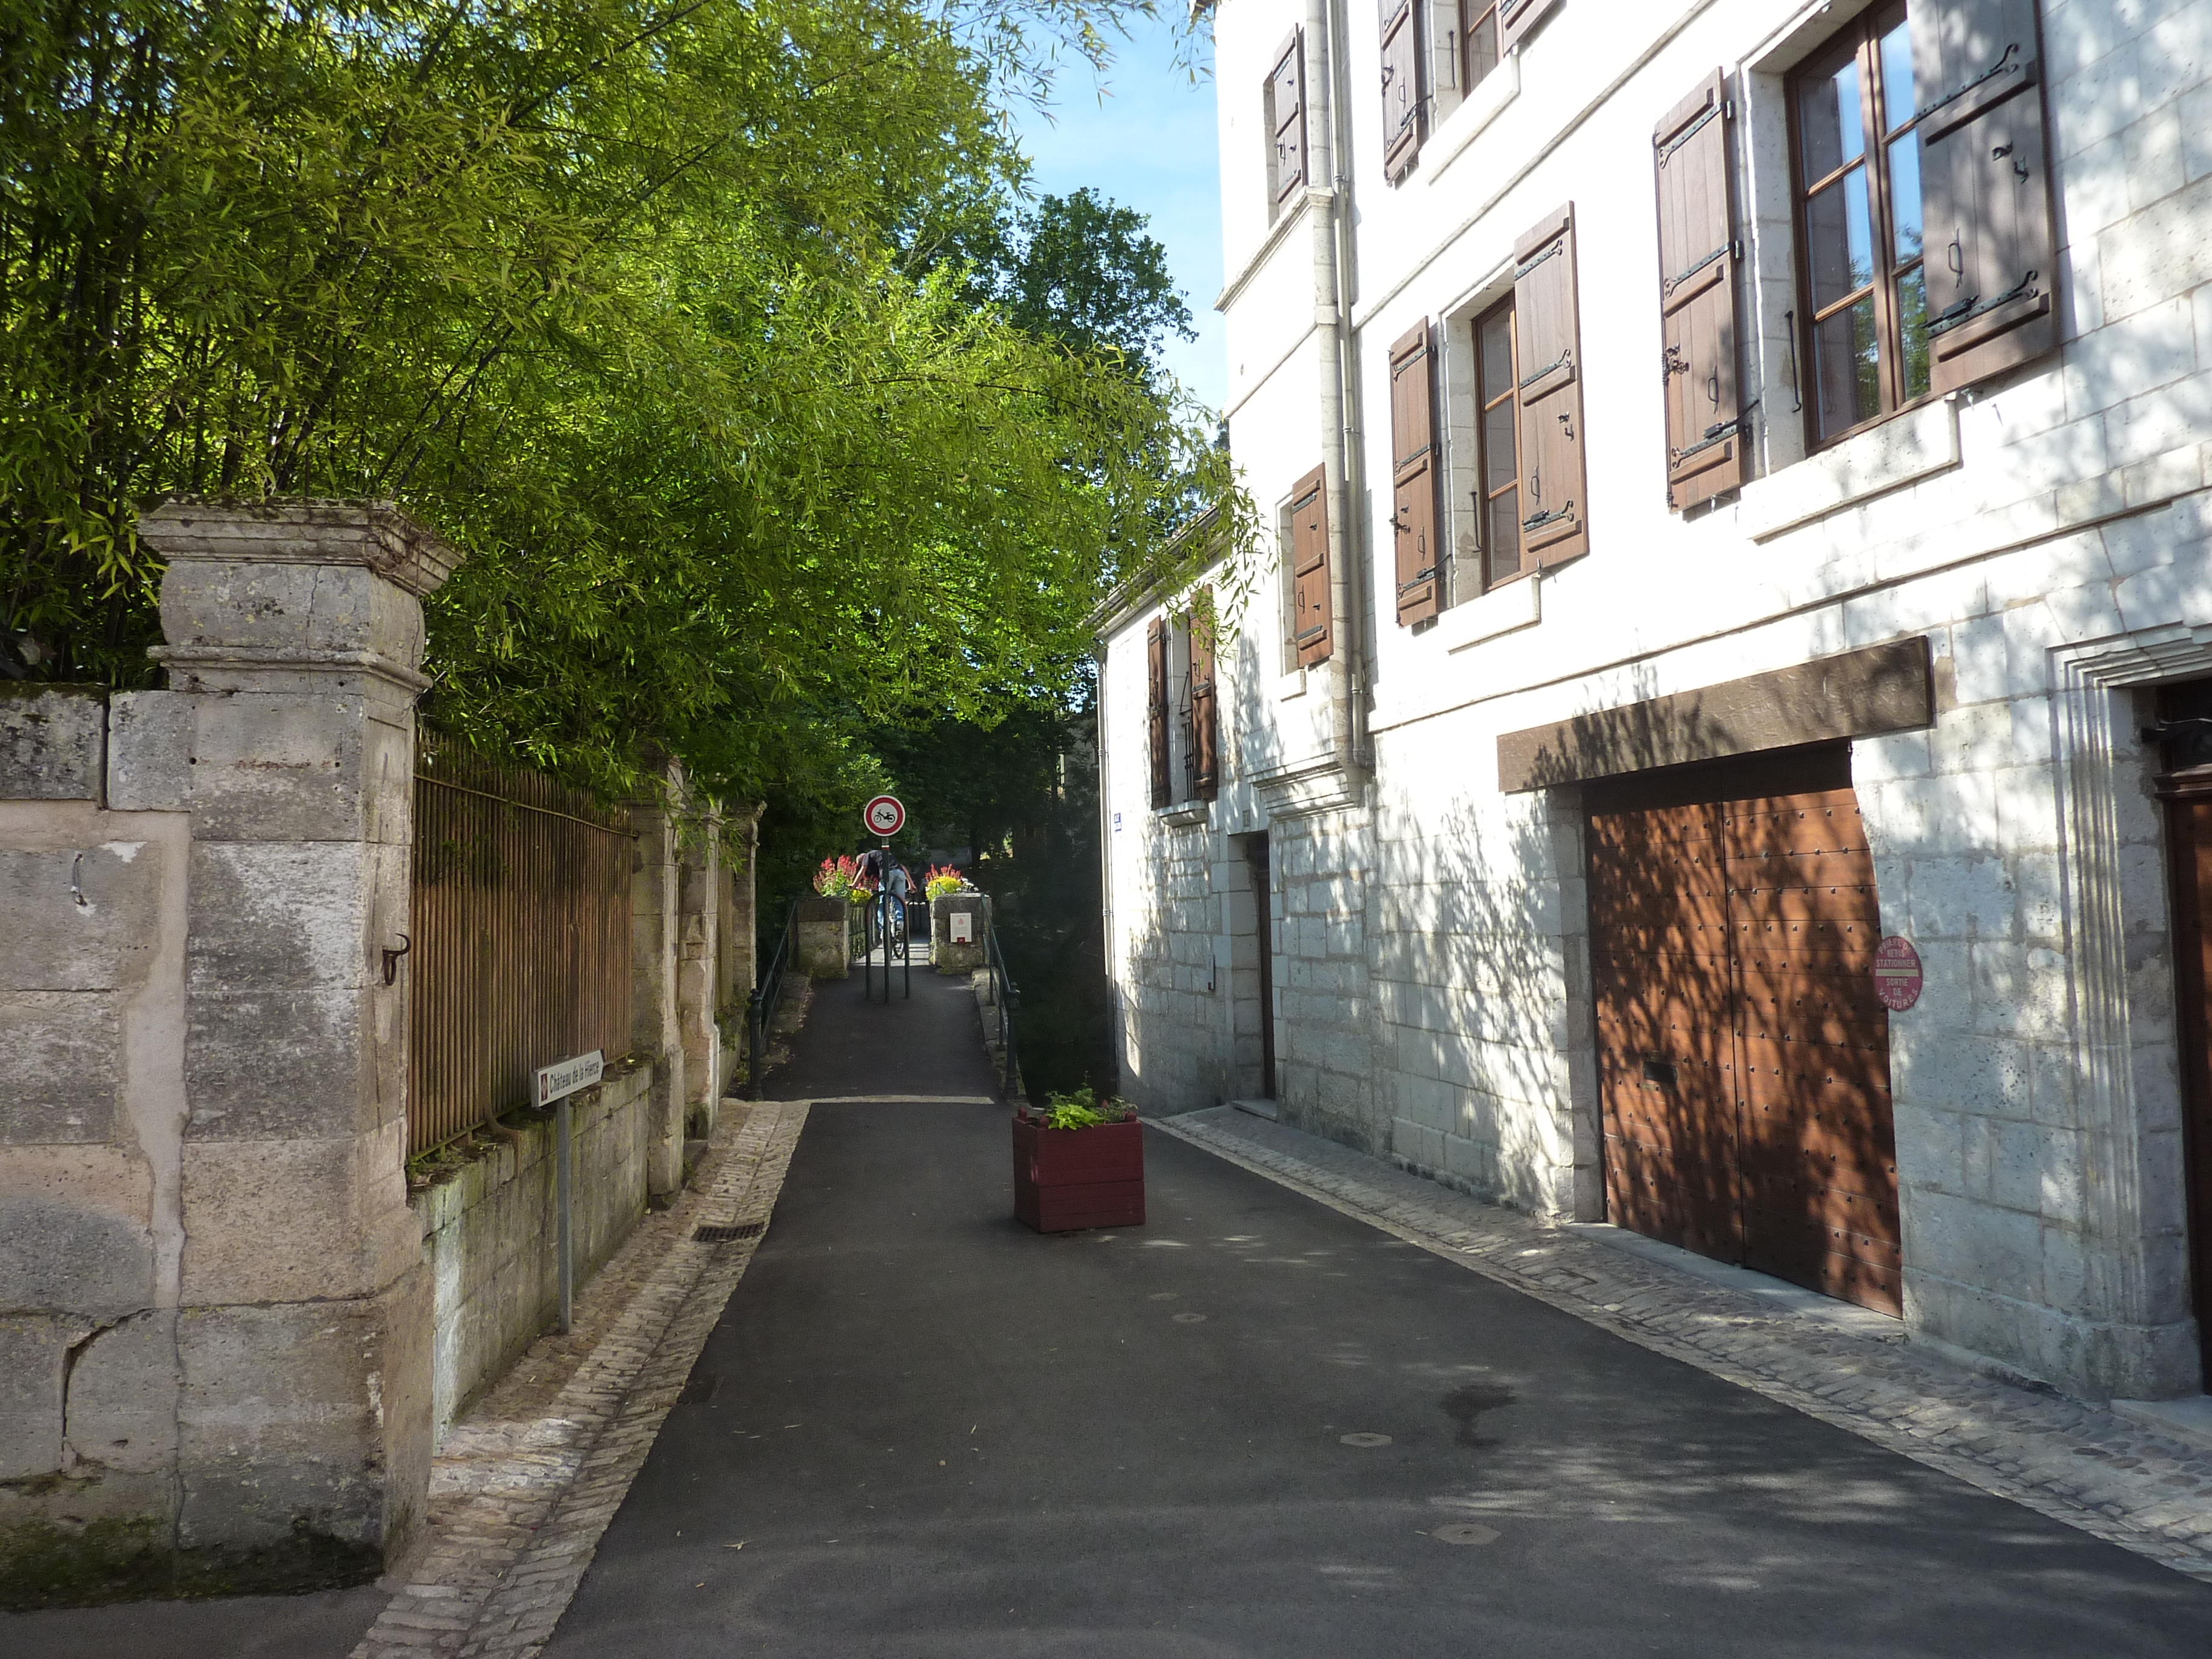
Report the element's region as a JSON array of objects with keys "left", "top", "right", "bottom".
[{"left": 1094, "top": 0, "right": 2212, "bottom": 1406}]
